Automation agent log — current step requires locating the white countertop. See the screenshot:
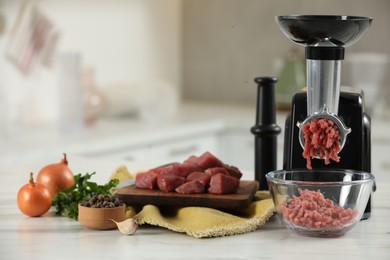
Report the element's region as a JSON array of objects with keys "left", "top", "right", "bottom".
[
  {"left": 0, "top": 155, "right": 389, "bottom": 260},
  {"left": 1, "top": 101, "right": 390, "bottom": 259}
]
